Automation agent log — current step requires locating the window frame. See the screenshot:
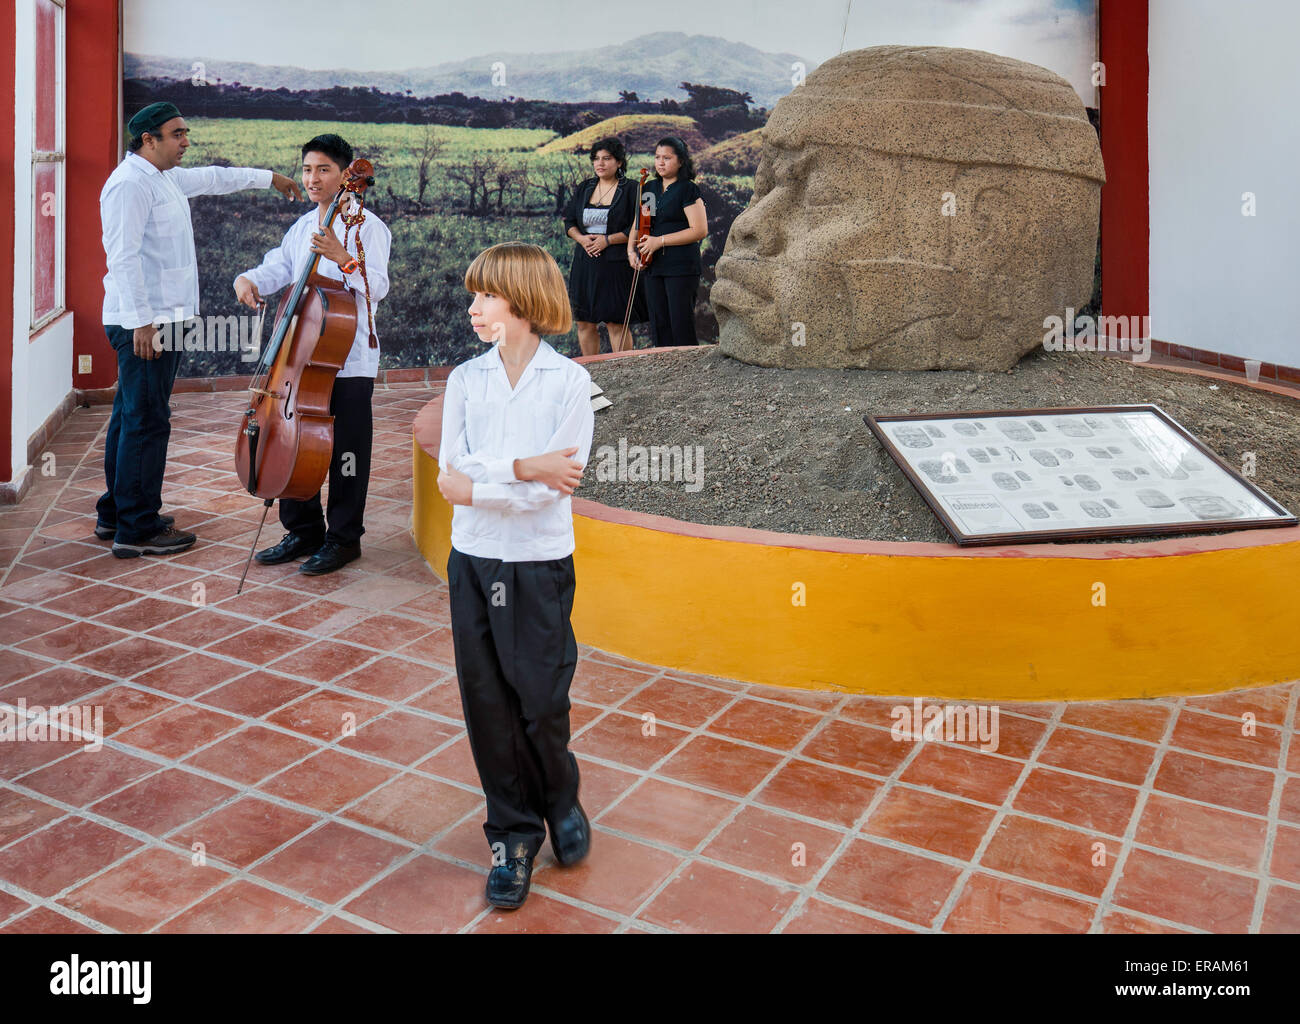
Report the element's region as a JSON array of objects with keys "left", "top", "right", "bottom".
[{"left": 30, "top": 0, "right": 66, "bottom": 333}]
